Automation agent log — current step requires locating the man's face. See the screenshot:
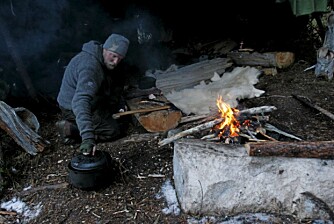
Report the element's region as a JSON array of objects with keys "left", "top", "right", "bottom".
[{"left": 103, "top": 49, "right": 124, "bottom": 70}]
